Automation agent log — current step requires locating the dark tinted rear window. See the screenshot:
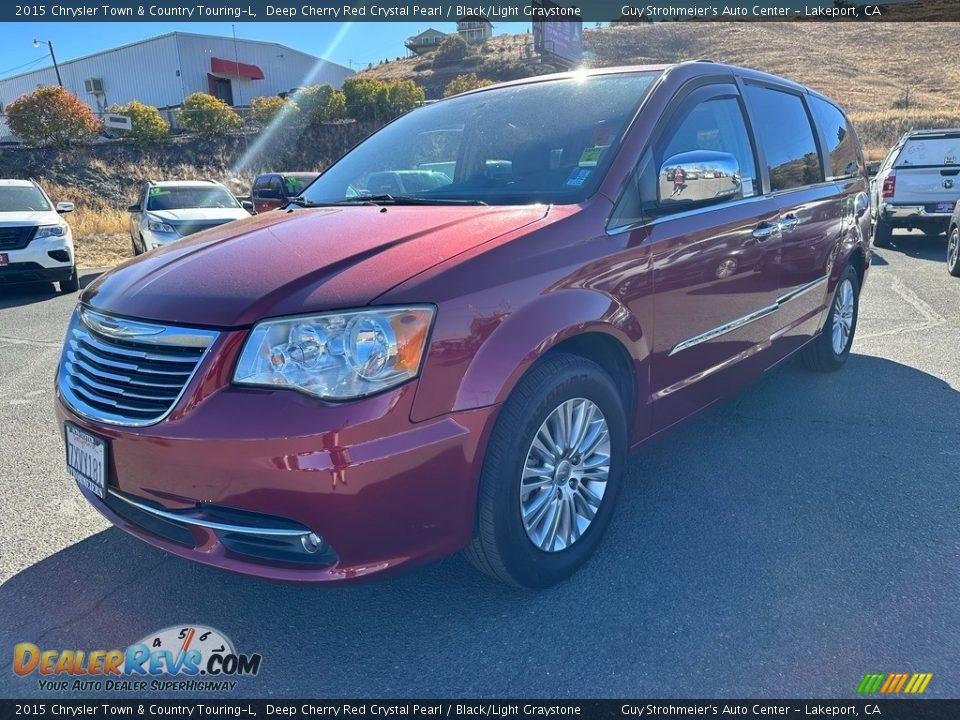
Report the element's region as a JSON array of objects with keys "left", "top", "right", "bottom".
[
  {"left": 745, "top": 85, "right": 823, "bottom": 191},
  {"left": 809, "top": 96, "right": 861, "bottom": 180}
]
